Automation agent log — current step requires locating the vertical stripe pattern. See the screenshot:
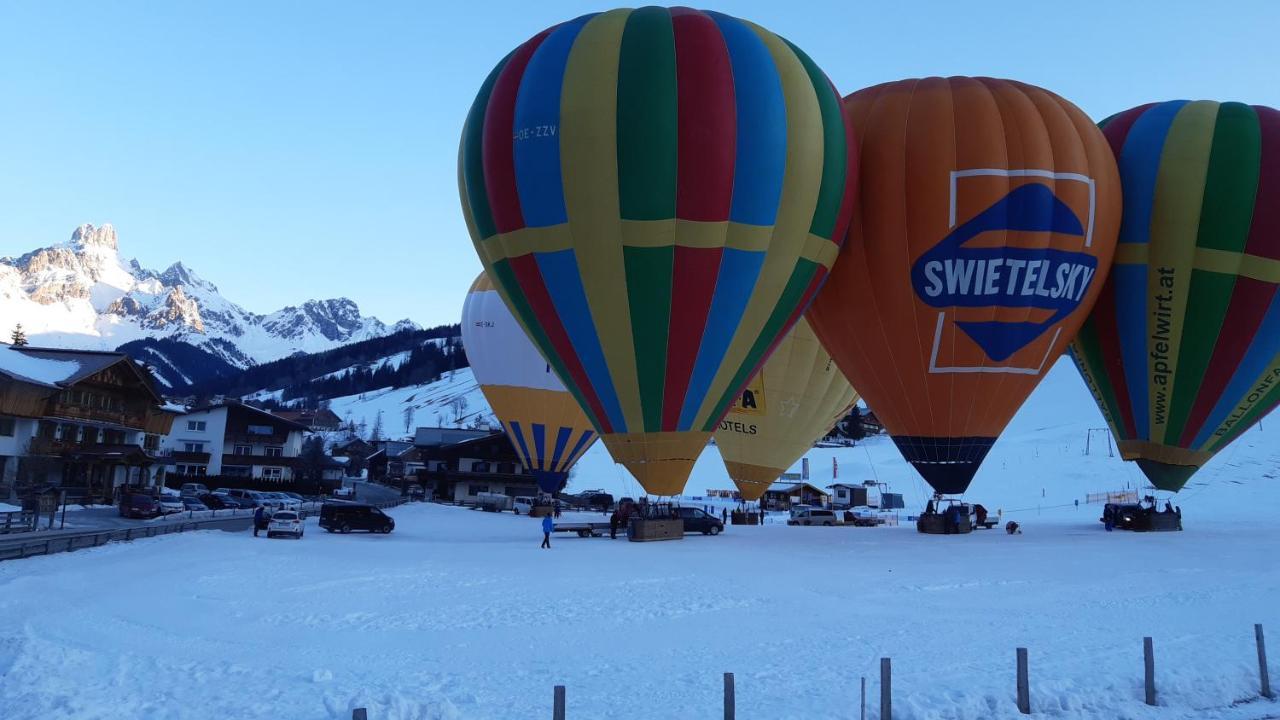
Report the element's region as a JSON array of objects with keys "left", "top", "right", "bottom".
[
  {"left": 458, "top": 8, "right": 855, "bottom": 496},
  {"left": 1072, "top": 100, "right": 1280, "bottom": 491}
]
